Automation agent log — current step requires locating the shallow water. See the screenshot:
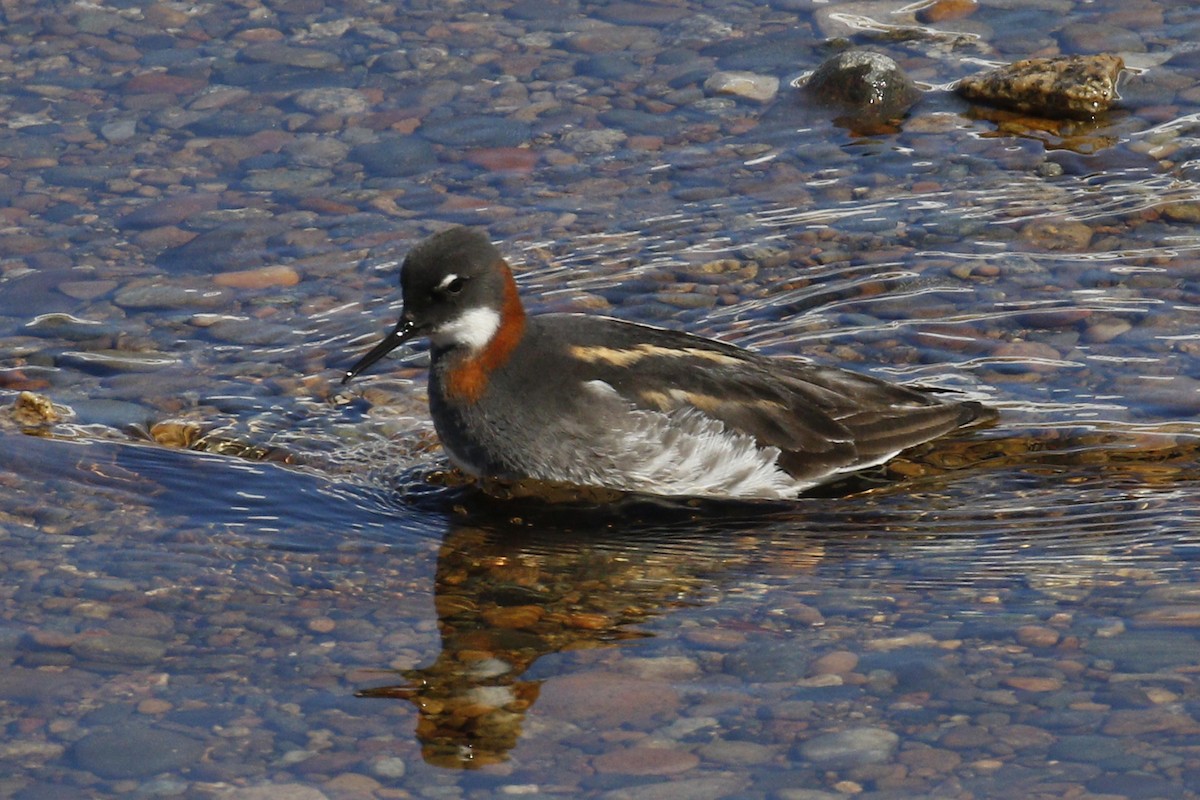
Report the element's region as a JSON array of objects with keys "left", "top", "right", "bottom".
[{"left": 2, "top": 0, "right": 1200, "bottom": 798}]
